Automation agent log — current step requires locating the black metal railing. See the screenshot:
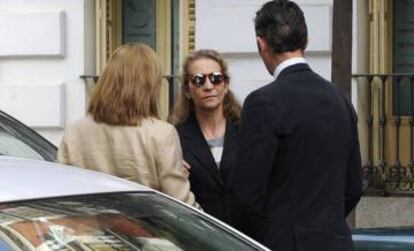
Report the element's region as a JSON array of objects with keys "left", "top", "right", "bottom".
[{"left": 353, "top": 74, "right": 414, "bottom": 196}]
